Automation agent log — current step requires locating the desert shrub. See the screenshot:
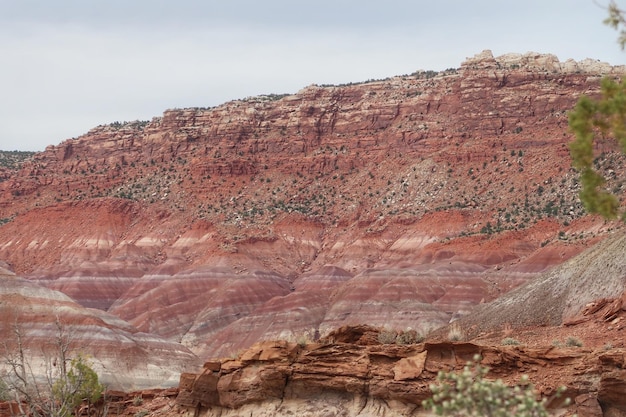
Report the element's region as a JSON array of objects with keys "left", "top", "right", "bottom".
[
  {"left": 423, "top": 356, "right": 564, "bottom": 417},
  {"left": 134, "top": 410, "right": 149, "bottom": 417},
  {"left": 378, "top": 329, "right": 425, "bottom": 345},
  {"left": 447, "top": 323, "right": 464, "bottom": 341},
  {"left": 565, "top": 337, "right": 583, "bottom": 347},
  {"left": 296, "top": 332, "right": 313, "bottom": 347},
  {"left": 51, "top": 355, "right": 104, "bottom": 416},
  {"left": 377, "top": 329, "right": 397, "bottom": 344},
  {"left": 396, "top": 329, "right": 424, "bottom": 345},
  {"left": 3, "top": 319, "right": 105, "bottom": 417},
  {"left": 501, "top": 337, "right": 520, "bottom": 346}
]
